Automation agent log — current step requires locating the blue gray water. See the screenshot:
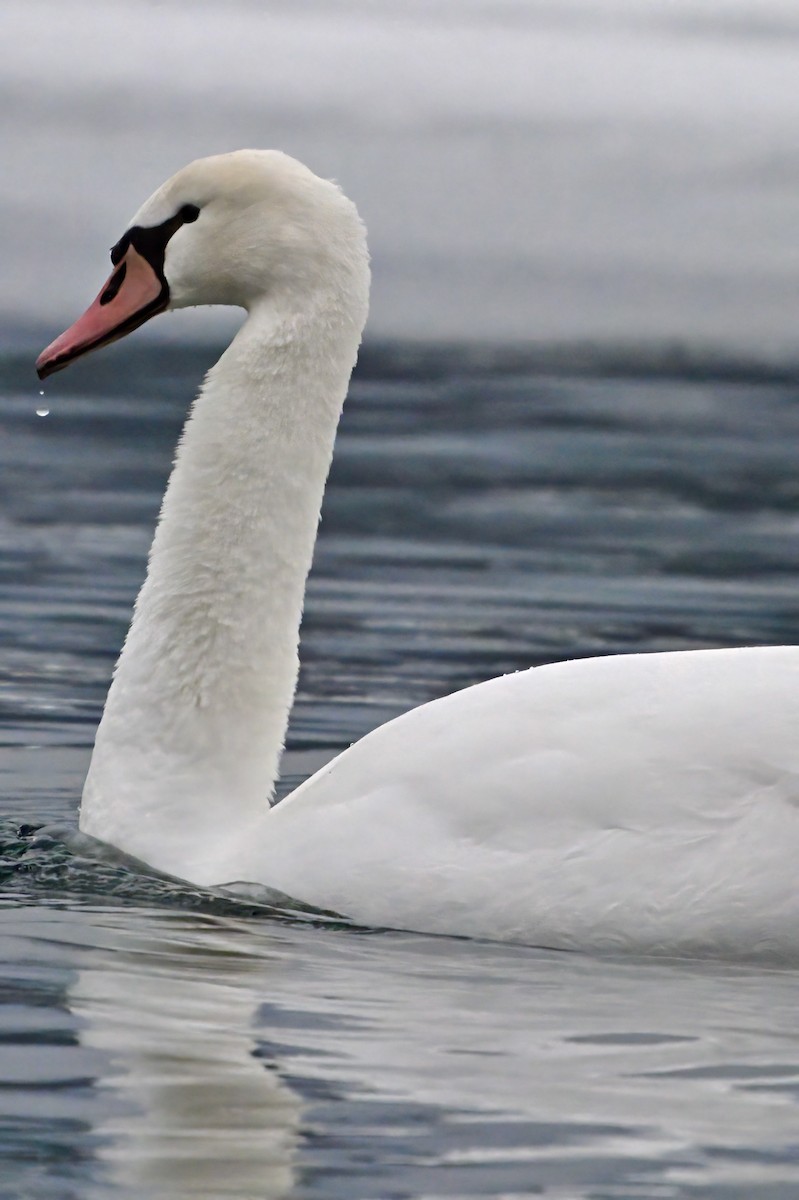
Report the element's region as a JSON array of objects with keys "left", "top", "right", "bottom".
[{"left": 2, "top": 343, "right": 799, "bottom": 1196}]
